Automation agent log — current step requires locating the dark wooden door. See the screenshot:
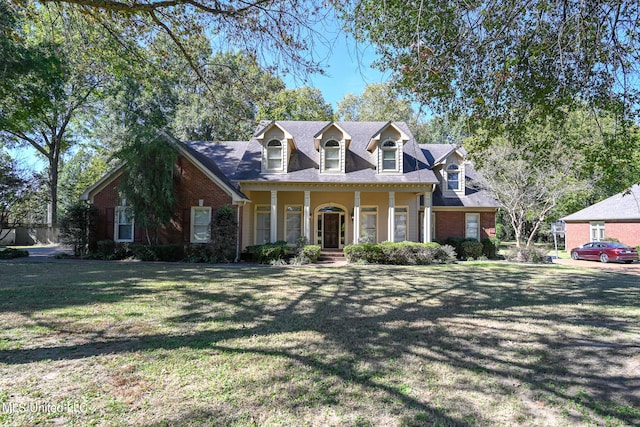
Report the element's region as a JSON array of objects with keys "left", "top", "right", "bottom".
[{"left": 323, "top": 213, "right": 339, "bottom": 248}]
